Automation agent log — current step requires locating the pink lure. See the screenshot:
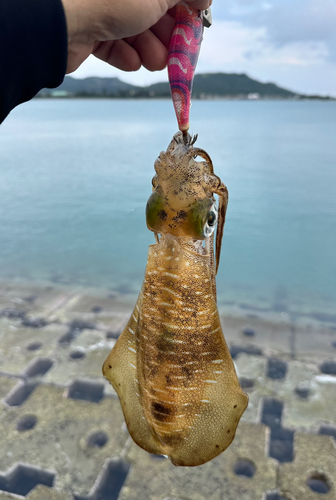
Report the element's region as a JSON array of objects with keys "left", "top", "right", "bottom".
[{"left": 168, "top": 2, "right": 204, "bottom": 133}]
